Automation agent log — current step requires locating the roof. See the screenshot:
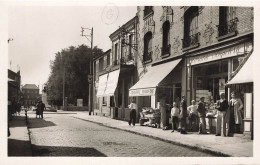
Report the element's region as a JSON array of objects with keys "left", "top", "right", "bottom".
[
  {"left": 109, "top": 16, "right": 138, "bottom": 40},
  {"left": 22, "top": 84, "right": 39, "bottom": 89}
]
